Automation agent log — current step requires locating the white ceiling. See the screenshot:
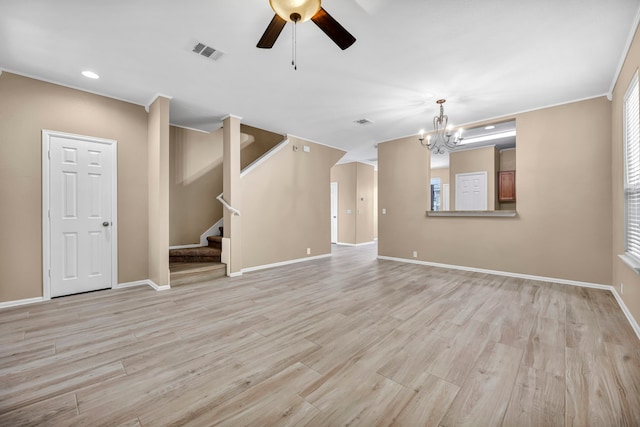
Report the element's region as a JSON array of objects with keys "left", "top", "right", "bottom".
[{"left": 1, "top": 0, "right": 638, "bottom": 165}]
